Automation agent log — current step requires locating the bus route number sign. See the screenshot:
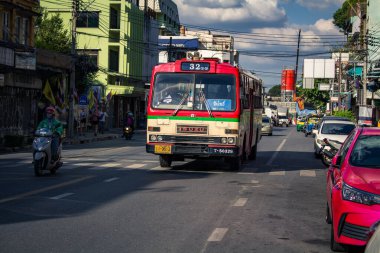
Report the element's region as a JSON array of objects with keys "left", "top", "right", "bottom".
[{"left": 181, "top": 62, "right": 210, "bottom": 71}]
